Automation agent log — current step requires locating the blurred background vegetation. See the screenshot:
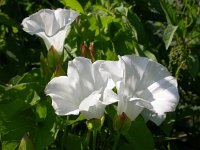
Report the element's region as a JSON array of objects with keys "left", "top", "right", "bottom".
[{"left": 0, "top": 0, "right": 200, "bottom": 149}]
